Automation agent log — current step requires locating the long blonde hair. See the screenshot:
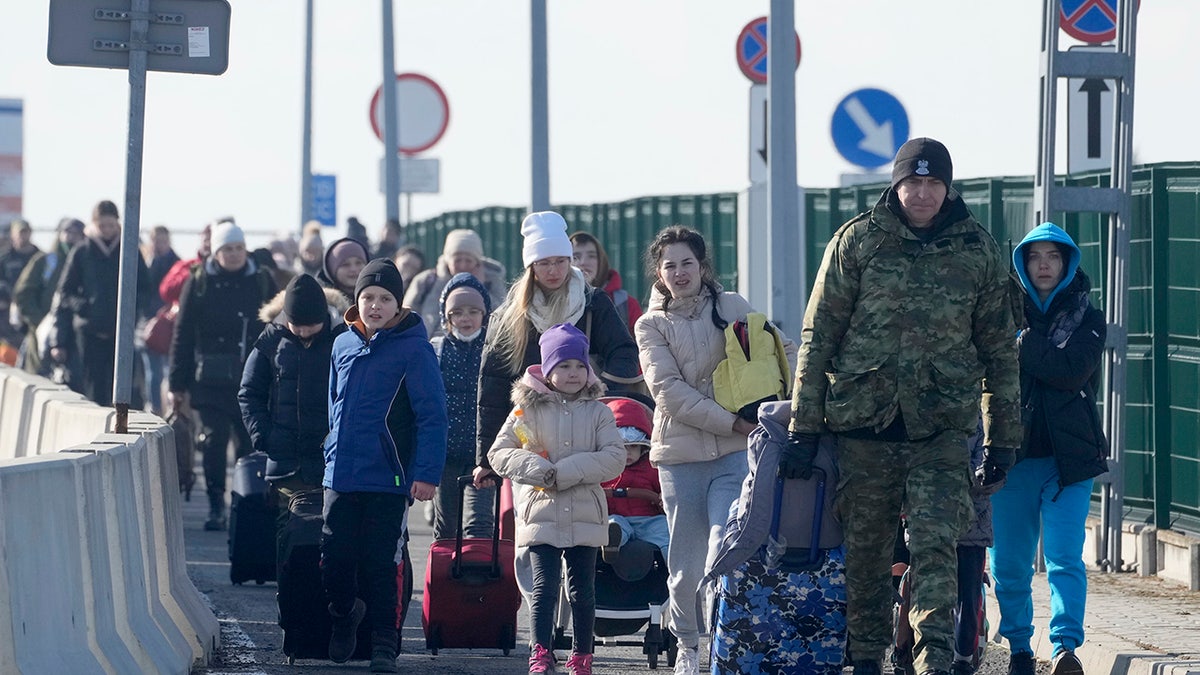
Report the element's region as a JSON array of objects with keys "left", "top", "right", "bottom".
[{"left": 486, "top": 267, "right": 576, "bottom": 374}]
